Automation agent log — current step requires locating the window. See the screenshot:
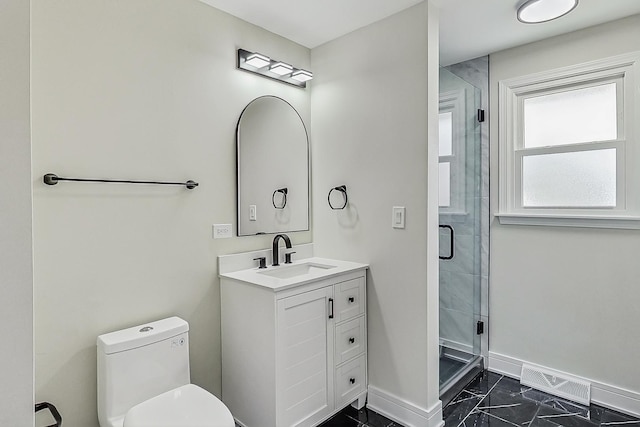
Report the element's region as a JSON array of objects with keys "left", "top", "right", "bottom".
[
  {"left": 439, "top": 90, "right": 466, "bottom": 213},
  {"left": 497, "top": 52, "right": 640, "bottom": 228}
]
